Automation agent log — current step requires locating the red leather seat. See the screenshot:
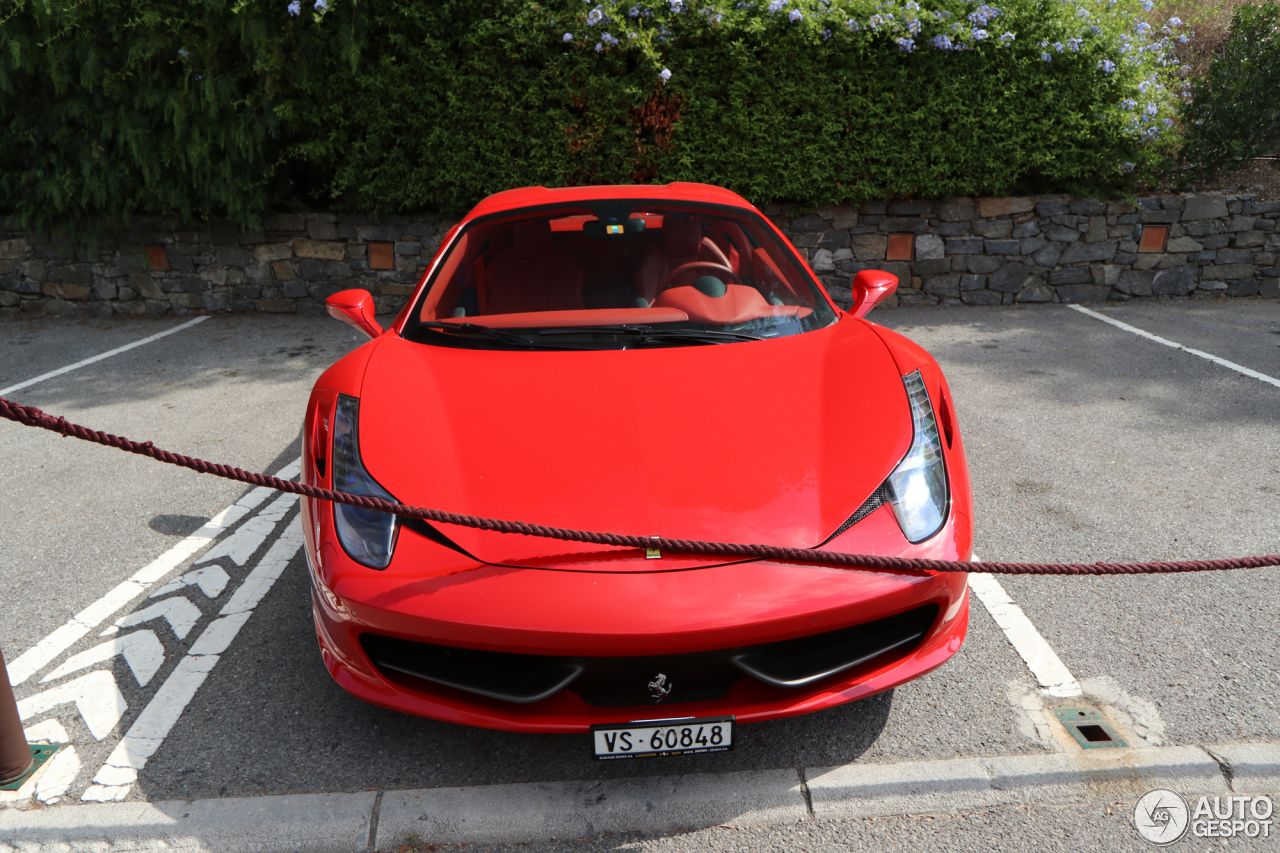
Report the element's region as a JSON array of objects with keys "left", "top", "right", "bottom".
[
  {"left": 635, "top": 215, "right": 711, "bottom": 305},
  {"left": 485, "top": 222, "right": 585, "bottom": 315}
]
